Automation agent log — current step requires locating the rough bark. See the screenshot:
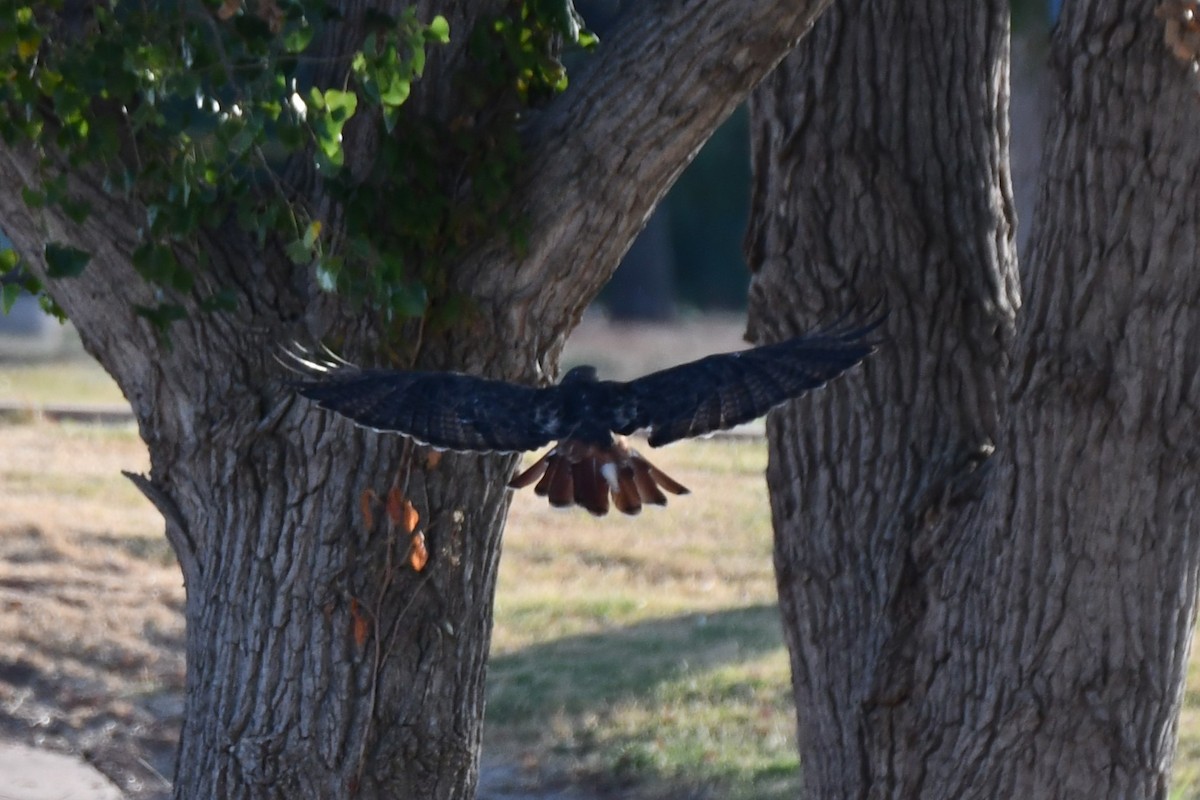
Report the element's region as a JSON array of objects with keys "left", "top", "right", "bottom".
[
  {"left": 444, "top": 0, "right": 838, "bottom": 371},
  {"left": 0, "top": 1, "right": 832, "bottom": 797},
  {"left": 748, "top": 0, "right": 1200, "bottom": 796}
]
